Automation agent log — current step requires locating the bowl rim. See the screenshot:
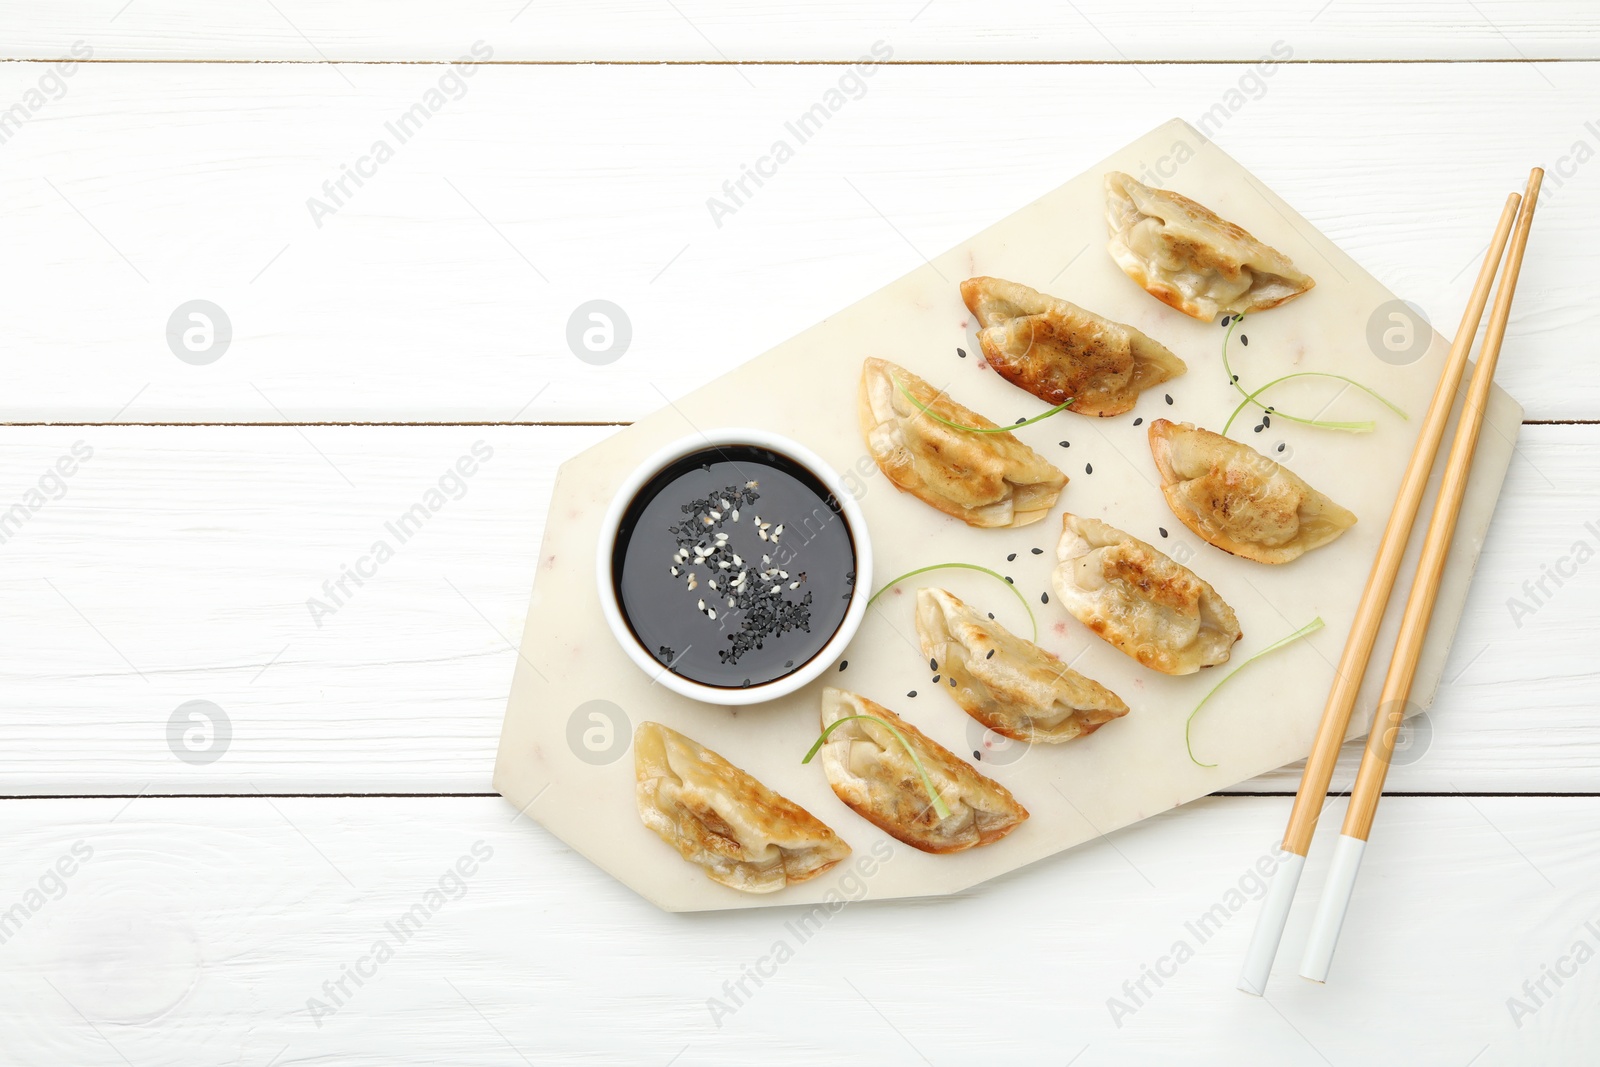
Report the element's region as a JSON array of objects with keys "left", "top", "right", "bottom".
[{"left": 594, "top": 428, "right": 873, "bottom": 706}]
